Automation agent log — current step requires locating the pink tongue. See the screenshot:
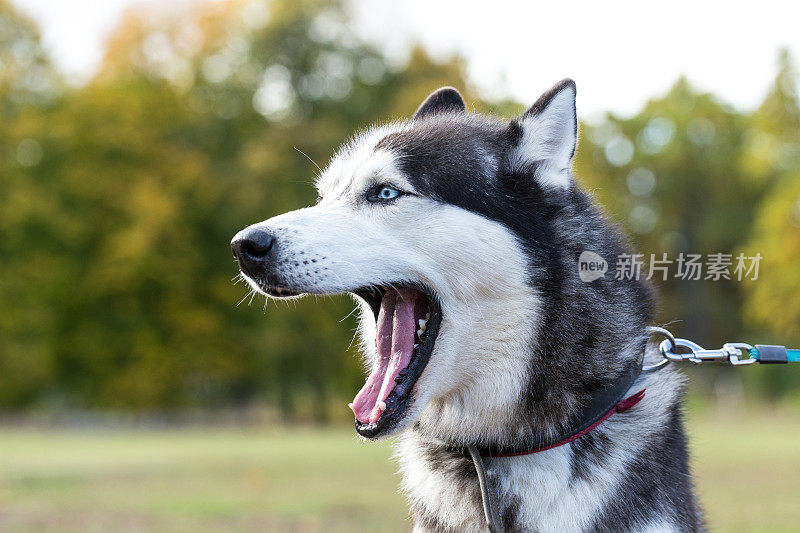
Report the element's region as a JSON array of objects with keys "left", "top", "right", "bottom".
[{"left": 351, "top": 288, "right": 423, "bottom": 424}]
